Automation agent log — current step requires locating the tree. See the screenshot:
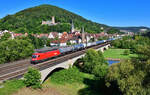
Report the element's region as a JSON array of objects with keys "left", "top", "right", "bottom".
[
  {"left": 0, "top": 32, "right": 11, "bottom": 42},
  {"left": 136, "top": 45, "right": 150, "bottom": 61},
  {"left": 105, "top": 60, "right": 146, "bottom": 95},
  {"left": 143, "top": 31, "right": 150, "bottom": 38},
  {"left": 82, "top": 49, "right": 108, "bottom": 78},
  {"left": 67, "top": 41, "right": 71, "bottom": 46},
  {"left": 107, "top": 28, "right": 122, "bottom": 34},
  {"left": 28, "top": 34, "right": 45, "bottom": 49},
  {"left": 106, "top": 58, "right": 150, "bottom": 95},
  {"left": 0, "top": 39, "right": 34, "bottom": 64},
  {"left": 24, "top": 67, "right": 41, "bottom": 89},
  {"left": 98, "top": 36, "right": 108, "bottom": 40}
]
